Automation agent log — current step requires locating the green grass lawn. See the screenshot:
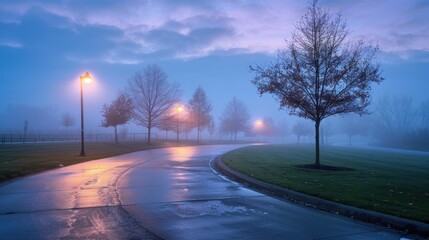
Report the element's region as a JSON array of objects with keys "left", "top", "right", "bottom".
[
  {"left": 0, "top": 140, "right": 213, "bottom": 183},
  {"left": 222, "top": 144, "right": 429, "bottom": 223}
]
